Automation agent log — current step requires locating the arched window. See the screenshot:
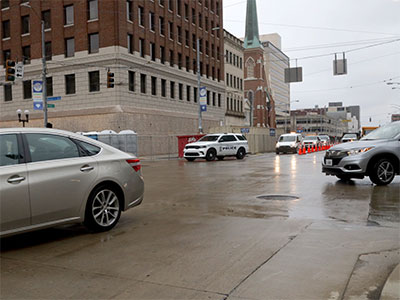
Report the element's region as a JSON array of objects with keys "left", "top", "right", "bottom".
[{"left": 245, "top": 57, "right": 255, "bottom": 78}]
